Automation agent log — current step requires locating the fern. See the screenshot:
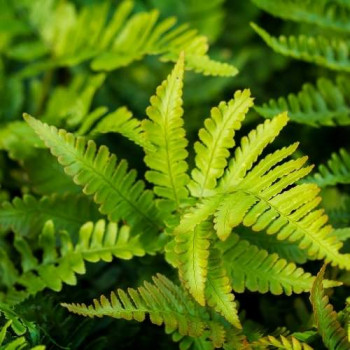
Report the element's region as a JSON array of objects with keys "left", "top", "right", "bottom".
[
  {"left": 307, "top": 148, "right": 350, "bottom": 187},
  {"left": 255, "top": 77, "right": 350, "bottom": 126},
  {"left": 0, "top": 193, "right": 101, "bottom": 238},
  {"left": 61, "top": 274, "right": 228, "bottom": 348},
  {"left": 0, "top": 219, "right": 145, "bottom": 305},
  {"left": 21, "top": 56, "right": 350, "bottom": 348},
  {"left": 251, "top": 0, "right": 350, "bottom": 33},
  {"left": 310, "top": 265, "right": 350, "bottom": 350},
  {"left": 19, "top": 0, "right": 237, "bottom": 77},
  {"left": 251, "top": 23, "right": 350, "bottom": 72}
]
